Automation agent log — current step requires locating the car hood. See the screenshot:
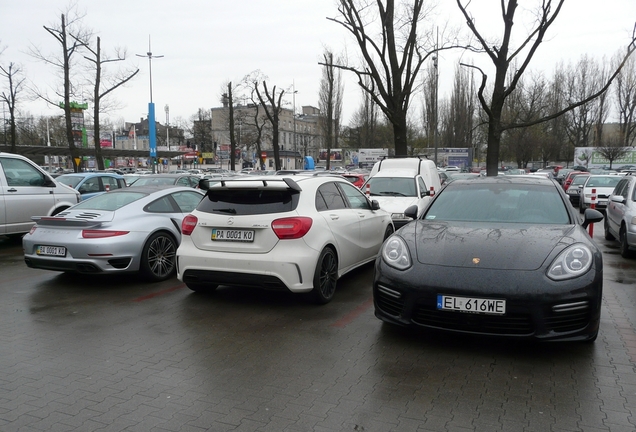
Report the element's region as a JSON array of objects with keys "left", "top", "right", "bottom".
[
  {"left": 405, "top": 221, "right": 578, "bottom": 270},
  {"left": 373, "top": 196, "right": 422, "bottom": 214}
]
